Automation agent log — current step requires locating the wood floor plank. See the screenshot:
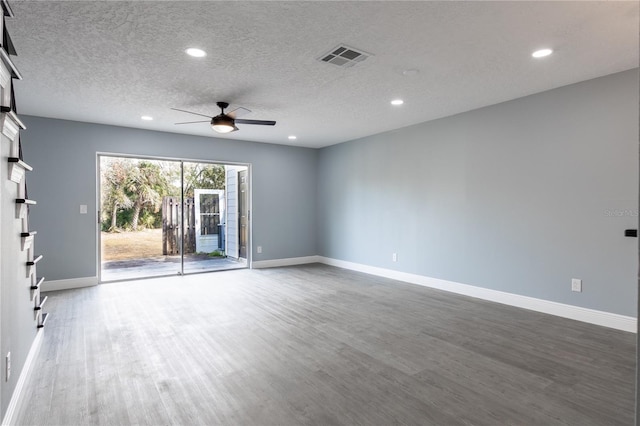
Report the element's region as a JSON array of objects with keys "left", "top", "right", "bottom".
[{"left": 14, "top": 264, "right": 635, "bottom": 425}]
